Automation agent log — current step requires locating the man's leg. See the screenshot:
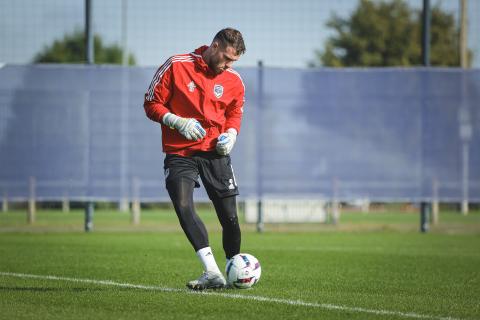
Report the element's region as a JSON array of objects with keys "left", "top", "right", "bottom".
[
  {"left": 196, "top": 153, "right": 241, "bottom": 261},
  {"left": 211, "top": 195, "right": 241, "bottom": 259},
  {"left": 166, "top": 177, "right": 208, "bottom": 252},
  {"left": 166, "top": 176, "right": 225, "bottom": 289}
]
